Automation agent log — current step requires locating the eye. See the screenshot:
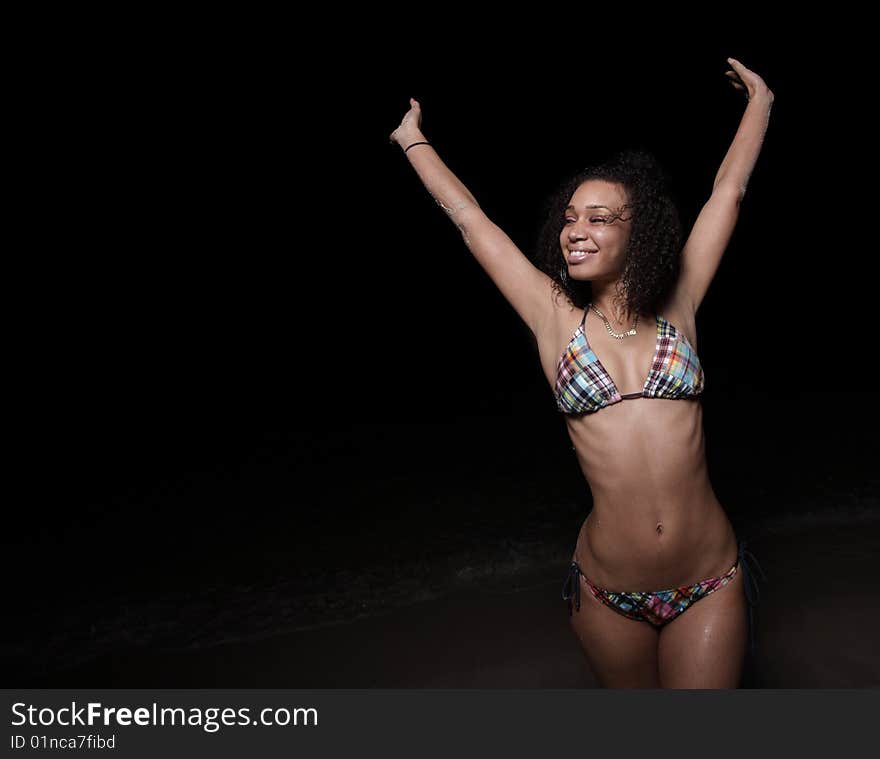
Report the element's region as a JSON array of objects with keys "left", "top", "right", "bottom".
[{"left": 563, "top": 215, "right": 610, "bottom": 225}]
